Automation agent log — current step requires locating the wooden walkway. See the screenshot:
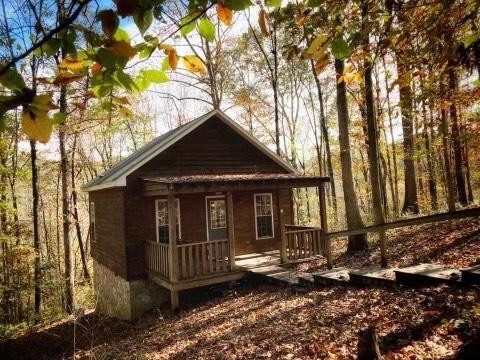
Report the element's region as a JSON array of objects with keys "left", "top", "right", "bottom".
[{"left": 245, "top": 261, "right": 480, "bottom": 288}]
